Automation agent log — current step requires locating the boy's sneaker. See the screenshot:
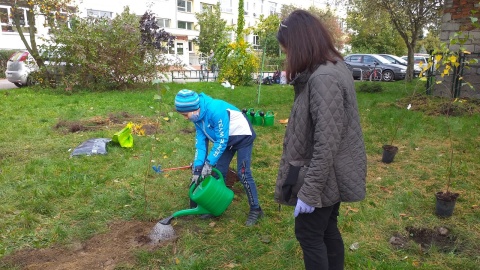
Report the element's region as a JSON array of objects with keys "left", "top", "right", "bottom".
[{"left": 245, "top": 208, "right": 263, "bottom": 226}]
